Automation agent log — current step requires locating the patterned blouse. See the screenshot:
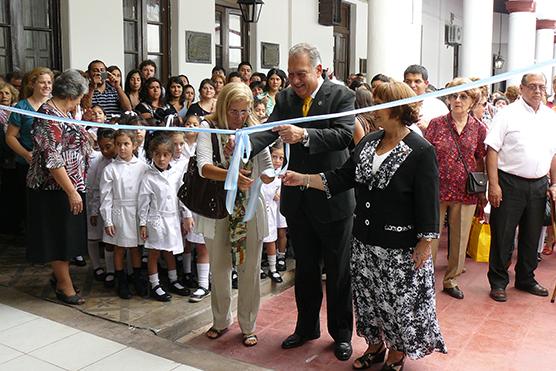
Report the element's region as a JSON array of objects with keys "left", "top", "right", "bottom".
[
  {"left": 425, "top": 113, "right": 487, "bottom": 204},
  {"left": 26, "top": 103, "right": 91, "bottom": 191}
]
